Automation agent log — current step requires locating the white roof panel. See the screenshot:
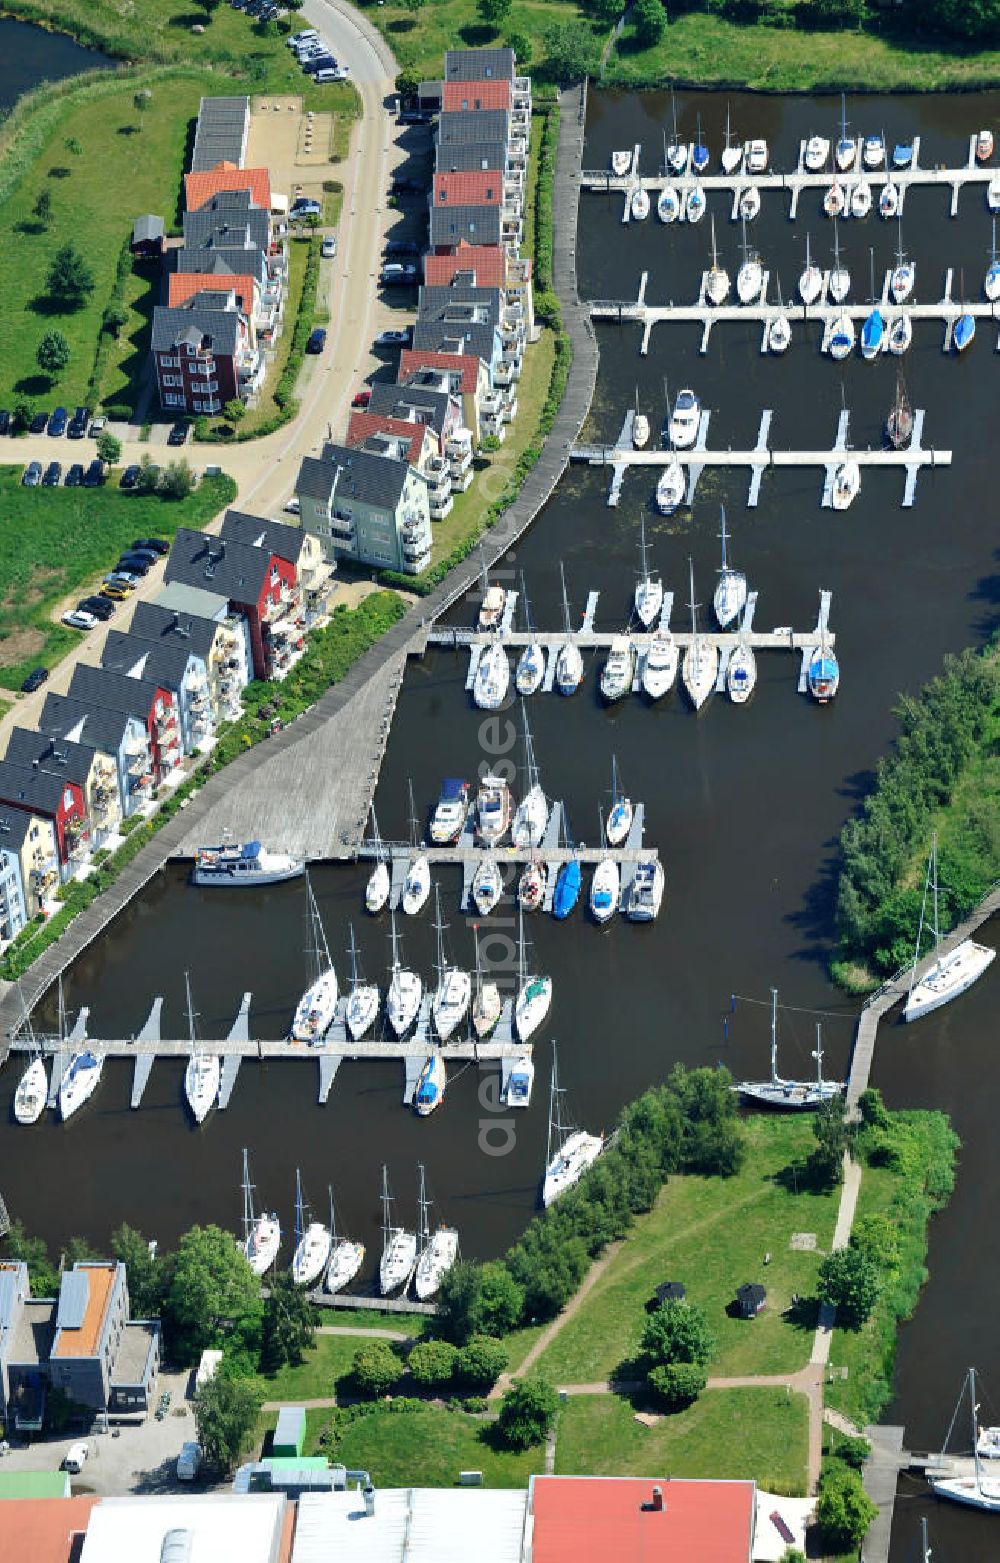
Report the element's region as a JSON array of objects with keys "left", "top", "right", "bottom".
[
  {"left": 80, "top": 1494, "right": 285, "bottom": 1563},
  {"left": 293, "top": 1489, "right": 528, "bottom": 1563}
]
